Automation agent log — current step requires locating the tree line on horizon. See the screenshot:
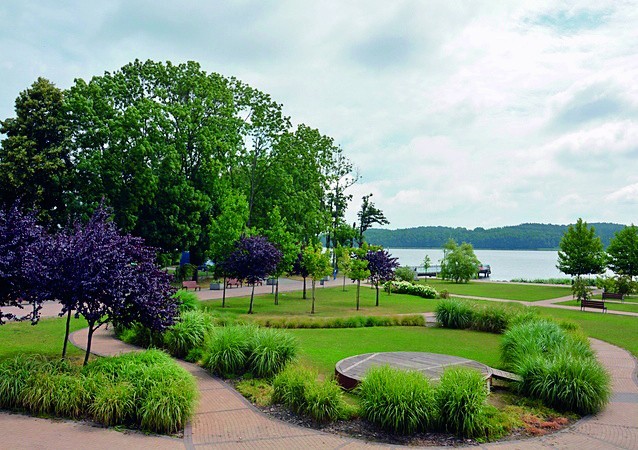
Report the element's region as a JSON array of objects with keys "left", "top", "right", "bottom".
[{"left": 364, "top": 222, "right": 627, "bottom": 250}]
